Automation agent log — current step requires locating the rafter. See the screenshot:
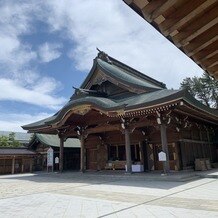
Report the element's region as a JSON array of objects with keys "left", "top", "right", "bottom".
[
  {"left": 141, "top": 0, "right": 167, "bottom": 22},
  {"left": 192, "top": 42, "right": 218, "bottom": 63},
  {"left": 160, "top": 0, "right": 216, "bottom": 36},
  {"left": 184, "top": 24, "right": 218, "bottom": 50},
  {"left": 147, "top": 0, "right": 176, "bottom": 22},
  {"left": 201, "top": 54, "right": 218, "bottom": 68},
  {"left": 173, "top": 6, "right": 218, "bottom": 46}
]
